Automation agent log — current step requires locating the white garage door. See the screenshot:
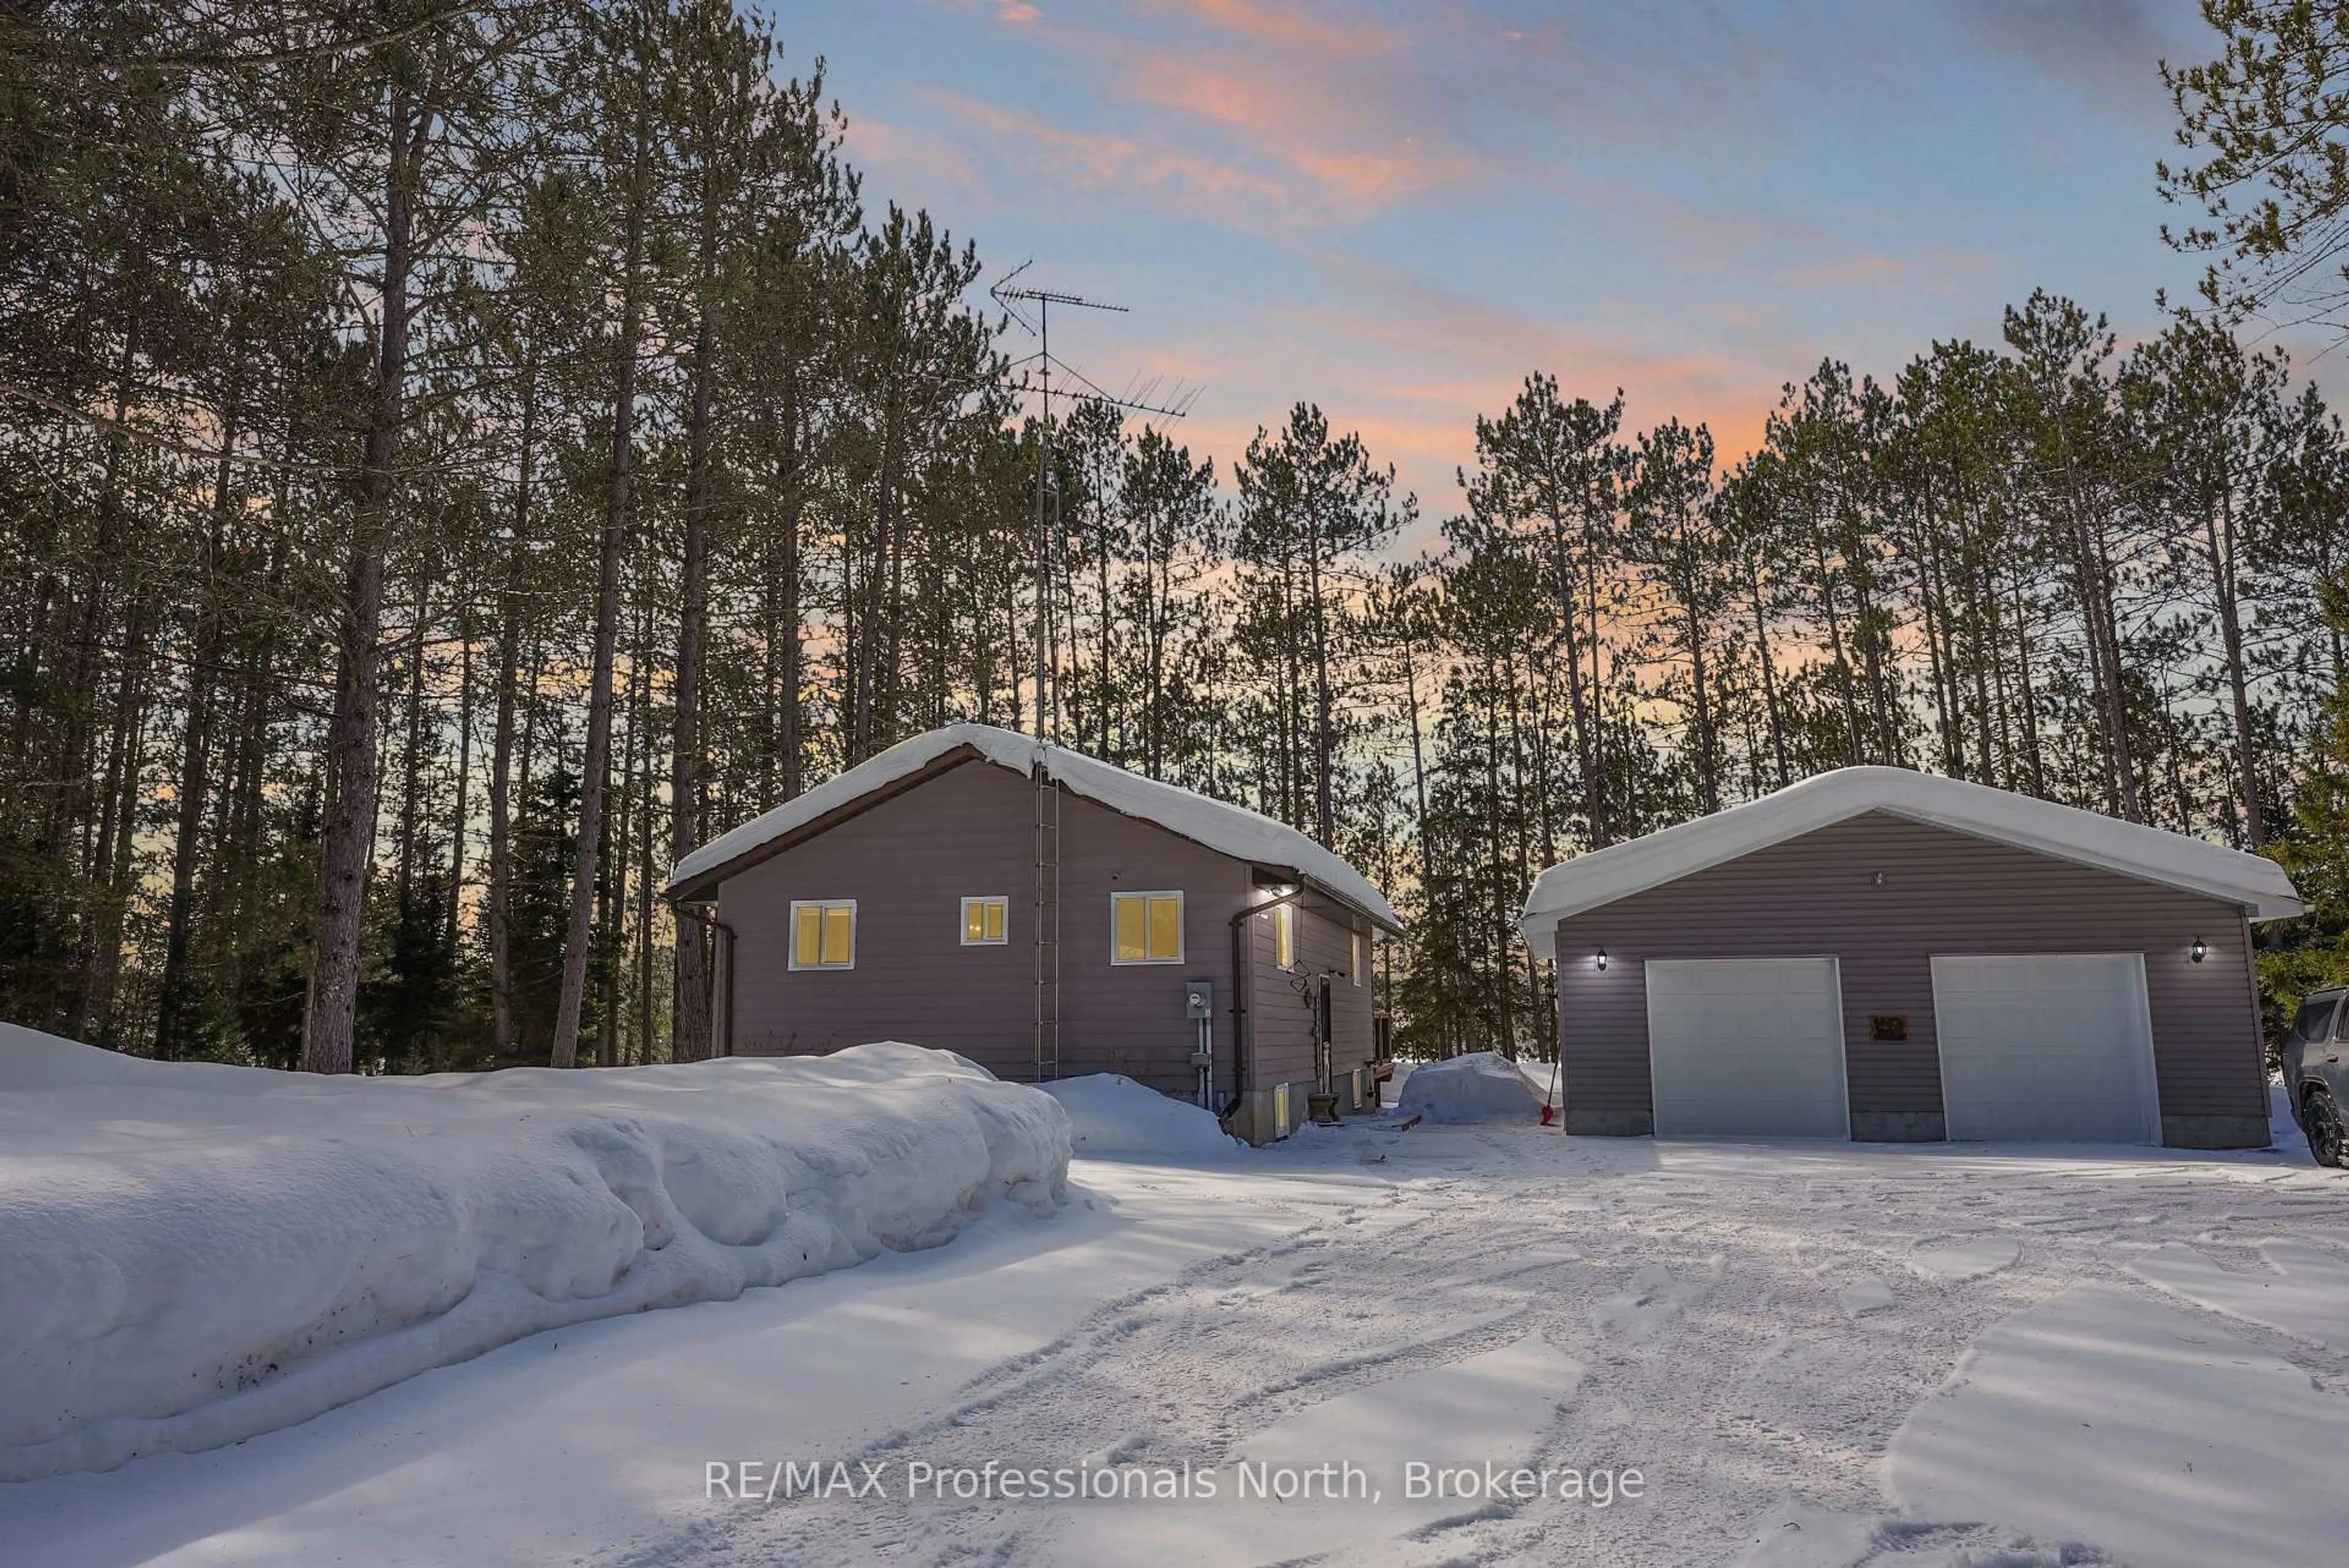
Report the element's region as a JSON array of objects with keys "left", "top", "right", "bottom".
[
  {"left": 1646, "top": 958, "right": 1848, "bottom": 1138},
  {"left": 1931, "top": 955, "right": 2159, "bottom": 1142}
]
